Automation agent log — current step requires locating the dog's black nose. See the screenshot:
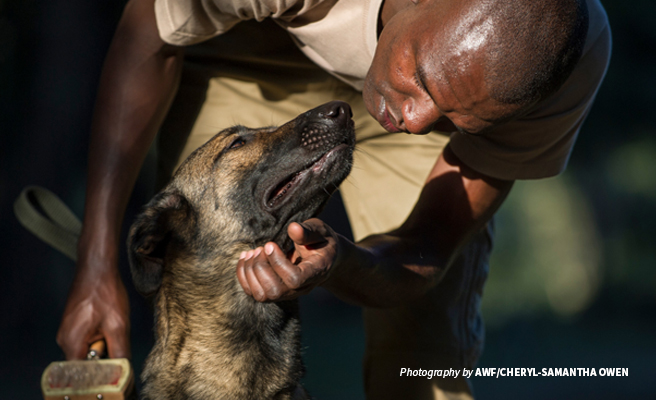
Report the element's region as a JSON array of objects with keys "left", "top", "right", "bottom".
[
  {"left": 299, "top": 101, "right": 354, "bottom": 151},
  {"left": 316, "top": 101, "right": 352, "bottom": 123}
]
